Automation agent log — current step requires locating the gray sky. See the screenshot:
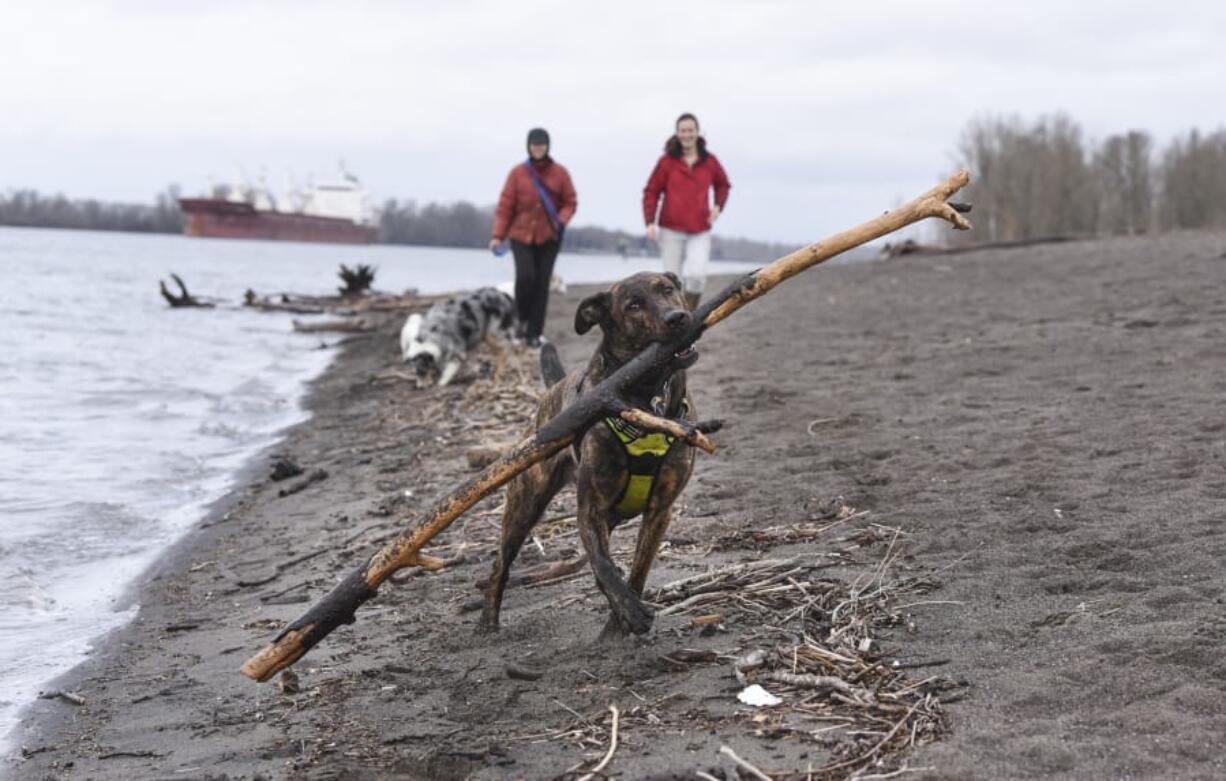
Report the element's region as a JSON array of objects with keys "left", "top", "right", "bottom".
[{"left": 3, "top": 0, "right": 1224, "bottom": 243}]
